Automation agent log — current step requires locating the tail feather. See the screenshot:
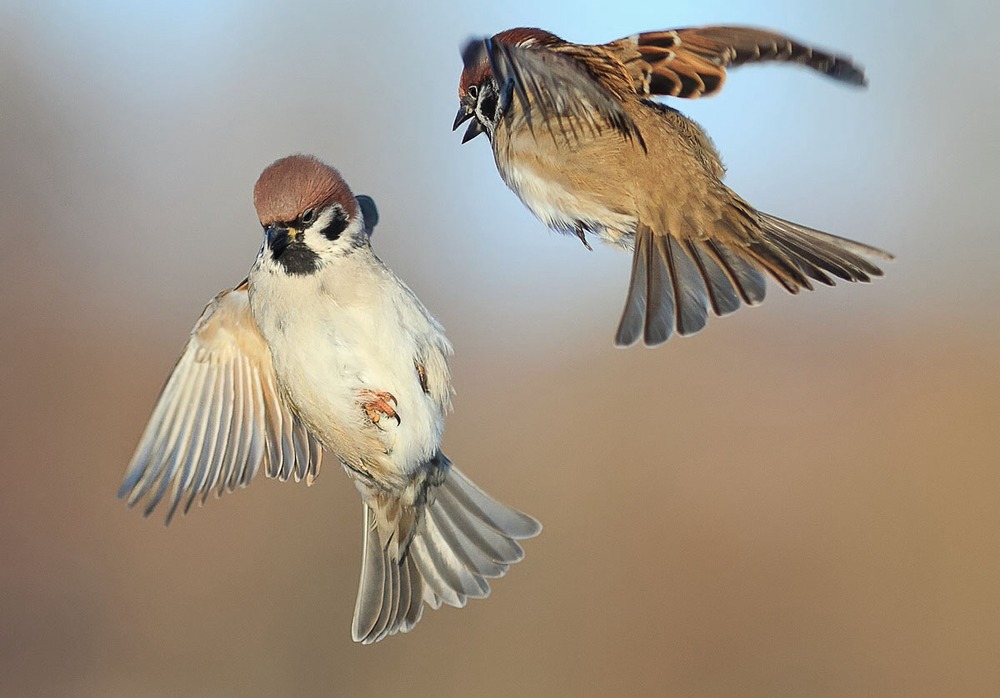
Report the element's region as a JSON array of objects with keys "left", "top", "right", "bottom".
[
  {"left": 703, "top": 238, "right": 767, "bottom": 306},
  {"left": 368, "top": 543, "right": 395, "bottom": 641},
  {"left": 661, "top": 234, "right": 709, "bottom": 336},
  {"left": 614, "top": 211, "right": 892, "bottom": 347},
  {"left": 683, "top": 239, "right": 742, "bottom": 316},
  {"left": 420, "top": 582, "right": 442, "bottom": 611},
  {"left": 766, "top": 233, "right": 841, "bottom": 285},
  {"left": 353, "top": 506, "right": 426, "bottom": 643},
  {"left": 430, "top": 501, "right": 510, "bottom": 578},
  {"left": 764, "top": 214, "right": 890, "bottom": 279},
  {"left": 419, "top": 508, "right": 491, "bottom": 598},
  {"left": 409, "top": 534, "right": 465, "bottom": 608},
  {"left": 615, "top": 226, "right": 652, "bottom": 346},
  {"left": 440, "top": 465, "right": 541, "bottom": 540},
  {"left": 435, "top": 482, "right": 525, "bottom": 563},
  {"left": 398, "top": 552, "right": 424, "bottom": 629},
  {"left": 744, "top": 238, "right": 814, "bottom": 293},
  {"left": 352, "top": 460, "right": 540, "bottom": 644},
  {"left": 352, "top": 507, "right": 387, "bottom": 641},
  {"left": 643, "top": 228, "right": 676, "bottom": 345}
]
